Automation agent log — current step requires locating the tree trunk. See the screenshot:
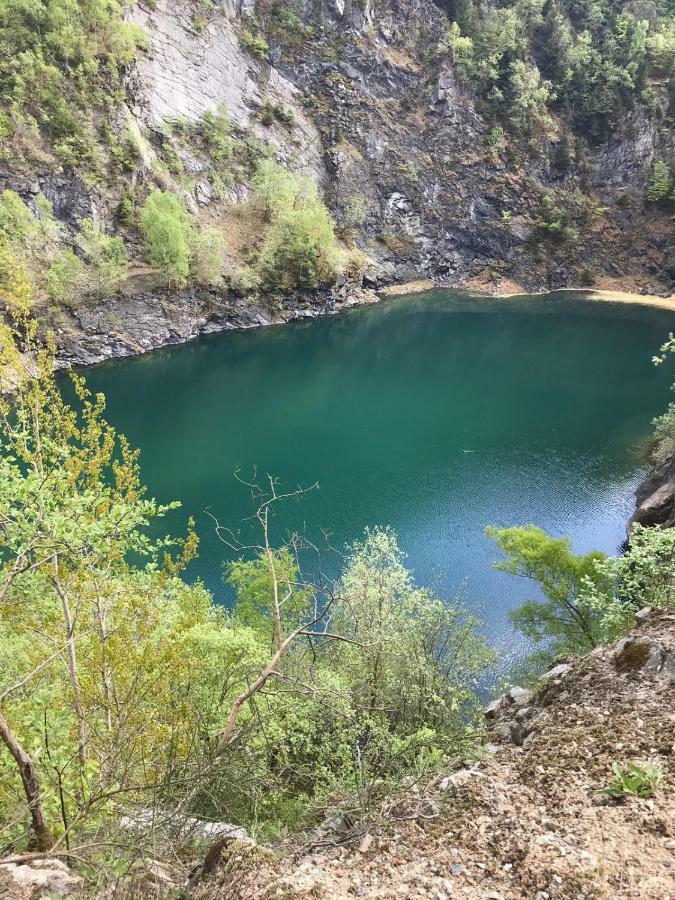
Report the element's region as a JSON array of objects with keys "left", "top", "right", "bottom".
[{"left": 0, "top": 710, "right": 54, "bottom": 851}]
